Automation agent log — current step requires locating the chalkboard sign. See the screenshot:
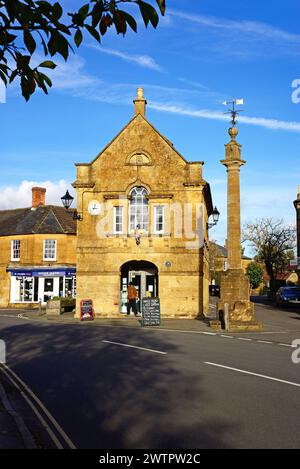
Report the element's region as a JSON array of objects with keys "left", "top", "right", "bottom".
[
  {"left": 141, "top": 297, "right": 160, "bottom": 326},
  {"left": 80, "top": 299, "right": 94, "bottom": 321}
]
